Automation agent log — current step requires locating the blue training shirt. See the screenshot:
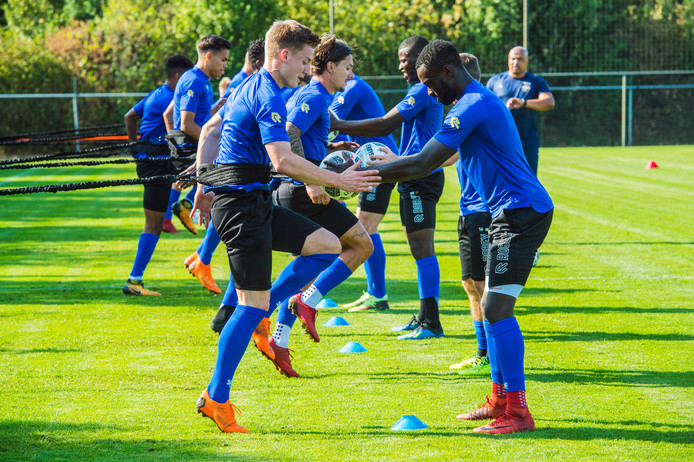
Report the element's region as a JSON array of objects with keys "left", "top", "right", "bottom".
[
  {"left": 396, "top": 82, "right": 443, "bottom": 158},
  {"left": 280, "top": 85, "right": 300, "bottom": 102},
  {"left": 214, "top": 68, "right": 289, "bottom": 191},
  {"left": 456, "top": 158, "right": 490, "bottom": 216},
  {"left": 434, "top": 80, "right": 553, "bottom": 217},
  {"left": 330, "top": 75, "right": 399, "bottom": 154},
  {"left": 486, "top": 71, "right": 551, "bottom": 149},
  {"left": 132, "top": 83, "right": 173, "bottom": 147},
  {"left": 286, "top": 79, "right": 332, "bottom": 165},
  {"left": 173, "top": 66, "right": 214, "bottom": 130},
  {"left": 221, "top": 69, "right": 249, "bottom": 99}
]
